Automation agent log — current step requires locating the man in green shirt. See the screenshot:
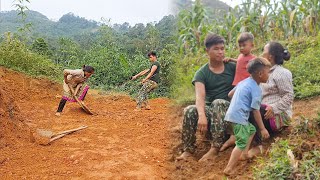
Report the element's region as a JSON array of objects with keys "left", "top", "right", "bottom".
[
  {"left": 177, "top": 34, "right": 236, "bottom": 161},
  {"left": 131, "top": 51, "right": 161, "bottom": 110}
]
